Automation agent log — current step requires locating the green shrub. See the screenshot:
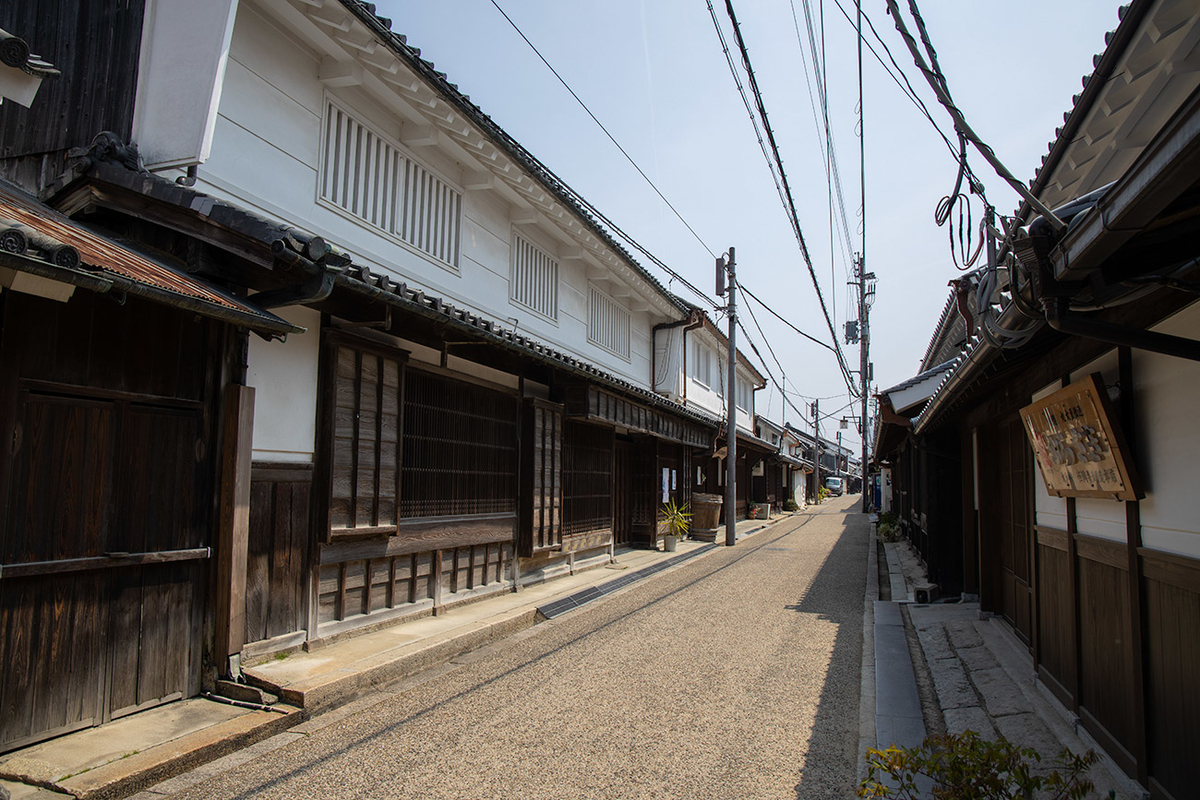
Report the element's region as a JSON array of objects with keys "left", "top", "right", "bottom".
[
  {"left": 783, "top": 498, "right": 799, "bottom": 512},
  {"left": 858, "top": 731, "right": 1101, "bottom": 800}
]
